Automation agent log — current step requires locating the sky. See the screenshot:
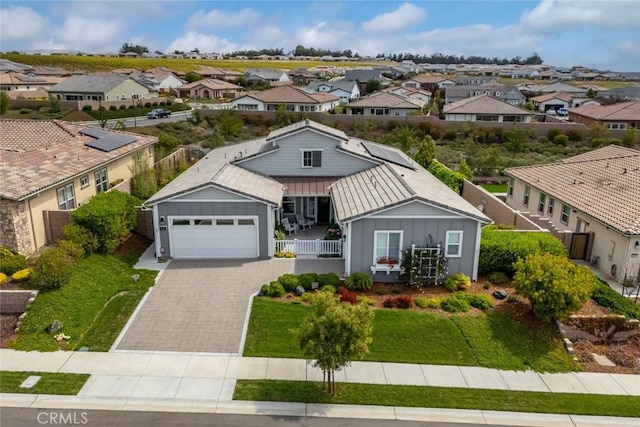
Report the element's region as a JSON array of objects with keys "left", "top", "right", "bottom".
[{"left": 1, "top": 0, "right": 639, "bottom": 71}]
